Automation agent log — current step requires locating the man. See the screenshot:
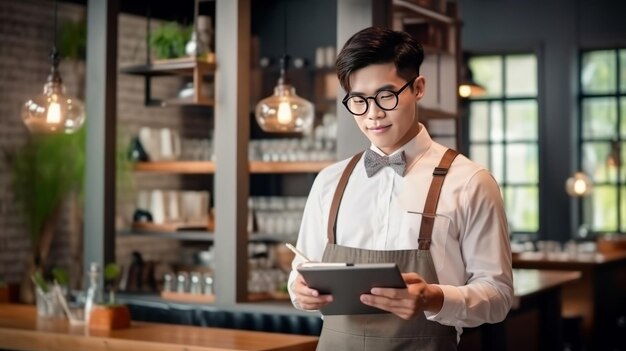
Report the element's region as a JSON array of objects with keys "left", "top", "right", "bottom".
[{"left": 288, "top": 26, "right": 513, "bottom": 350}]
